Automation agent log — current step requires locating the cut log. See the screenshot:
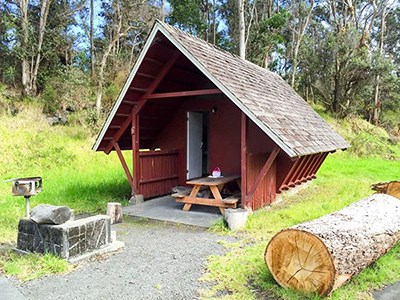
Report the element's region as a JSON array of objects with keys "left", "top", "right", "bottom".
[
  {"left": 265, "top": 194, "right": 400, "bottom": 296},
  {"left": 371, "top": 181, "right": 400, "bottom": 199}
]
